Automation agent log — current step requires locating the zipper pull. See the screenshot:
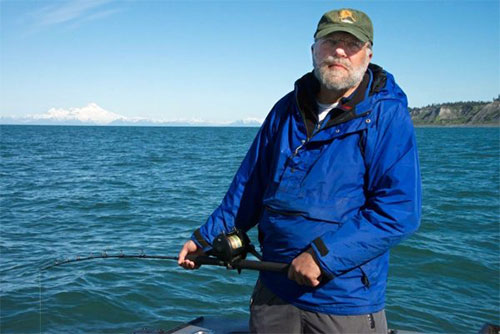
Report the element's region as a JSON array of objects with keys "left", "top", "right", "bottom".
[
  {"left": 292, "top": 139, "right": 307, "bottom": 157},
  {"left": 360, "top": 267, "right": 370, "bottom": 288},
  {"left": 311, "top": 122, "right": 321, "bottom": 137}
]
